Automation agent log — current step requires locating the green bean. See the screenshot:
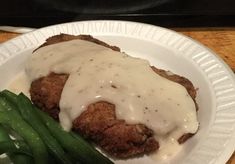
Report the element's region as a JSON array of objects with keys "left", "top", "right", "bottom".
[
  {"left": 0, "top": 97, "right": 49, "bottom": 164},
  {"left": 35, "top": 105, "right": 113, "bottom": 164},
  {"left": 1, "top": 90, "right": 113, "bottom": 164},
  {"left": 0, "top": 140, "right": 32, "bottom": 156},
  {"left": 0, "top": 125, "right": 32, "bottom": 164},
  {"left": 10, "top": 154, "right": 33, "bottom": 164},
  {"left": 17, "top": 93, "right": 72, "bottom": 164},
  {"left": 1, "top": 90, "right": 17, "bottom": 104},
  {"left": 0, "top": 125, "right": 9, "bottom": 141}
]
